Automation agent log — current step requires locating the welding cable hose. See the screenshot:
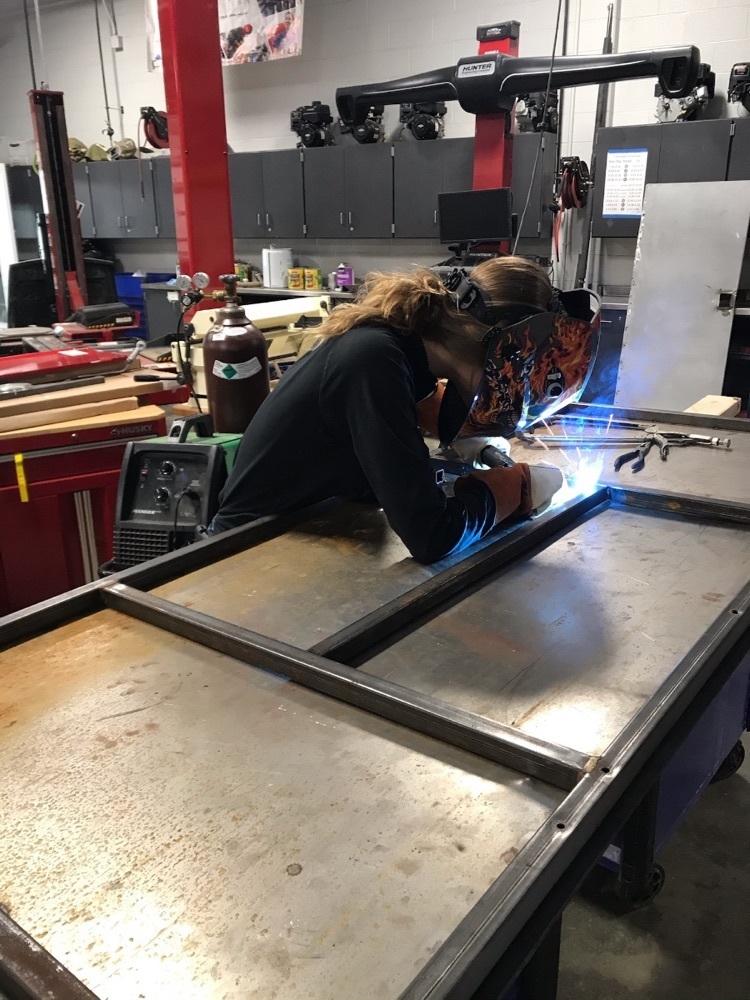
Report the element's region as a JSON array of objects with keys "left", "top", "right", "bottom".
[{"left": 115, "top": 339, "right": 146, "bottom": 375}]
